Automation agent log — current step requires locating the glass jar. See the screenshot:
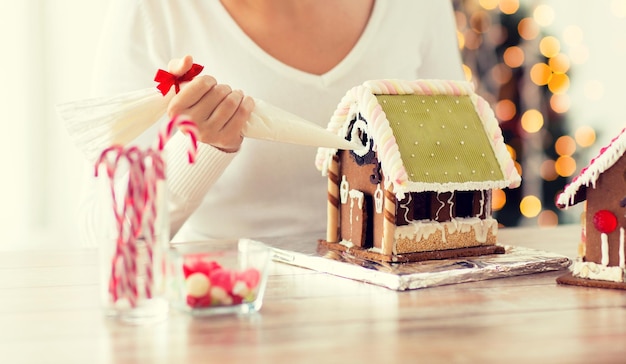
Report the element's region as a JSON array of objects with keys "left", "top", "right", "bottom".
[{"left": 96, "top": 148, "right": 170, "bottom": 324}]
